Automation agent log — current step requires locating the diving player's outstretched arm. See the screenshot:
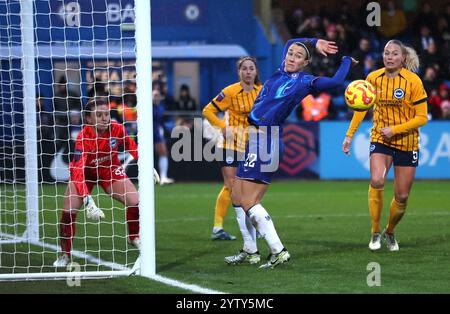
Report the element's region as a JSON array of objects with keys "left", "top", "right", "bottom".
[{"left": 313, "top": 56, "right": 358, "bottom": 92}]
